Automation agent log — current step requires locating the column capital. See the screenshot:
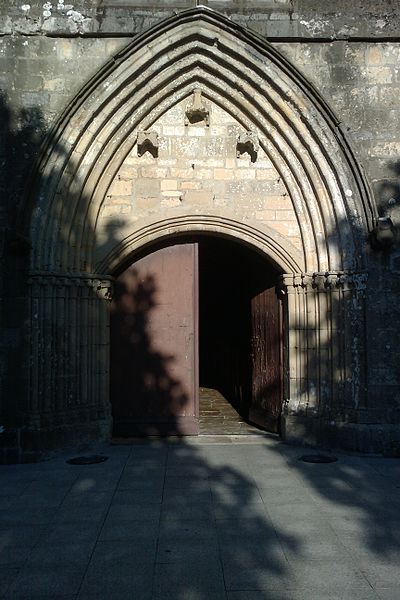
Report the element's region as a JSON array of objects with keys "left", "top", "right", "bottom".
[
  {"left": 28, "top": 271, "right": 114, "bottom": 300},
  {"left": 280, "top": 271, "right": 368, "bottom": 292}
]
